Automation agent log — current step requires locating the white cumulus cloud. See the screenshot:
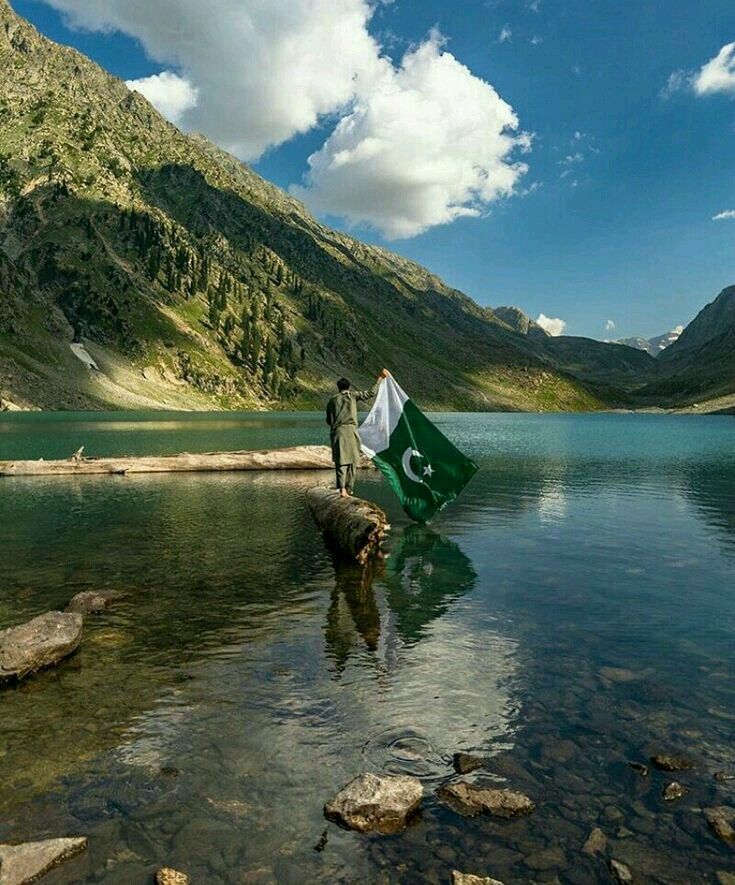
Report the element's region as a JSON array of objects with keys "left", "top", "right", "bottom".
[
  {"left": 39, "top": 0, "right": 383, "bottom": 160},
  {"left": 125, "top": 71, "right": 198, "bottom": 124},
  {"left": 693, "top": 42, "right": 735, "bottom": 96},
  {"left": 39, "top": 0, "right": 529, "bottom": 239},
  {"left": 536, "top": 313, "right": 567, "bottom": 336},
  {"left": 605, "top": 319, "right": 616, "bottom": 332},
  {"left": 498, "top": 25, "right": 512, "bottom": 43},
  {"left": 291, "top": 33, "right": 530, "bottom": 239},
  {"left": 713, "top": 209, "right": 735, "bottom": 220}
]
